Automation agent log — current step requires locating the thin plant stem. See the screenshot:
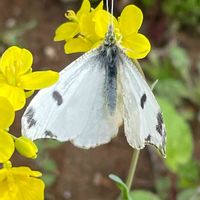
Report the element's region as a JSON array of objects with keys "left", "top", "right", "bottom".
[{"left": 126, "top": 150, "right": 140, "bottom": 190}]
